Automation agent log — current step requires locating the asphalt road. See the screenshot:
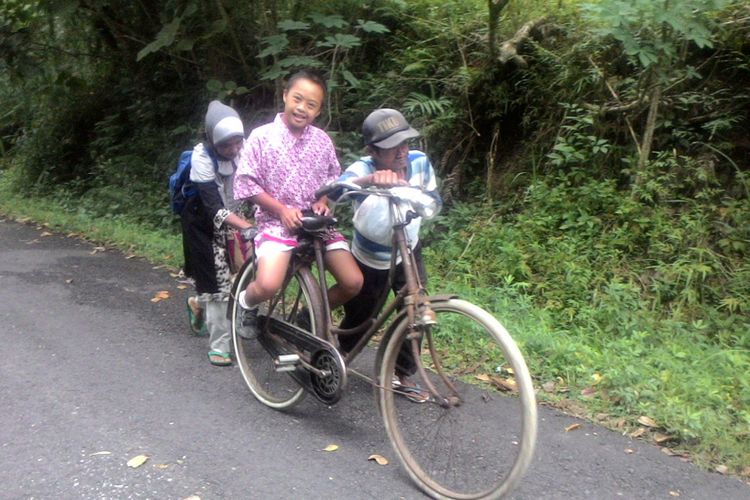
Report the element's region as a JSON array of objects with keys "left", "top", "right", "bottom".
[{"left": 1, "top": 218, "right": 748, "bottom": 500}]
